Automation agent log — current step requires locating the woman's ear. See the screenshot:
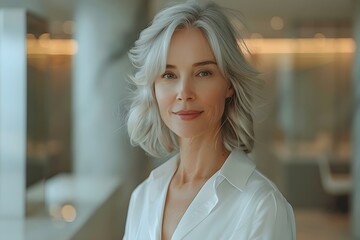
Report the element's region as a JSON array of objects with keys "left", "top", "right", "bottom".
[{"left": 226, "top": 86, "right": 234, "bottom": 98}]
